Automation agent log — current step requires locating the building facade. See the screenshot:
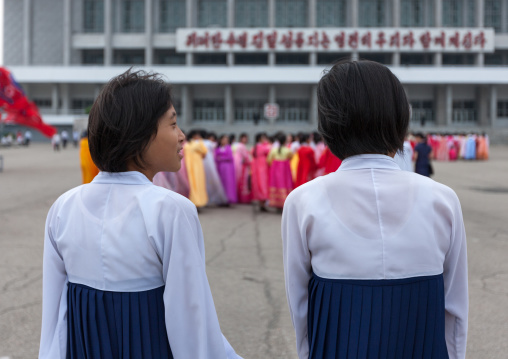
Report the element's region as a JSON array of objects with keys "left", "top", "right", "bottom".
[{"left": 3, "top": 0, "right": 508, "bottom": 141}]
